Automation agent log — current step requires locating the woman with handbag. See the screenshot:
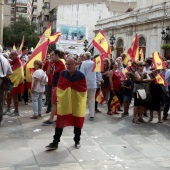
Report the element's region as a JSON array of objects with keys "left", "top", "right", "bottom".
[{"left": 132, "top": 61, "right": 150, "bottom": 123}]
